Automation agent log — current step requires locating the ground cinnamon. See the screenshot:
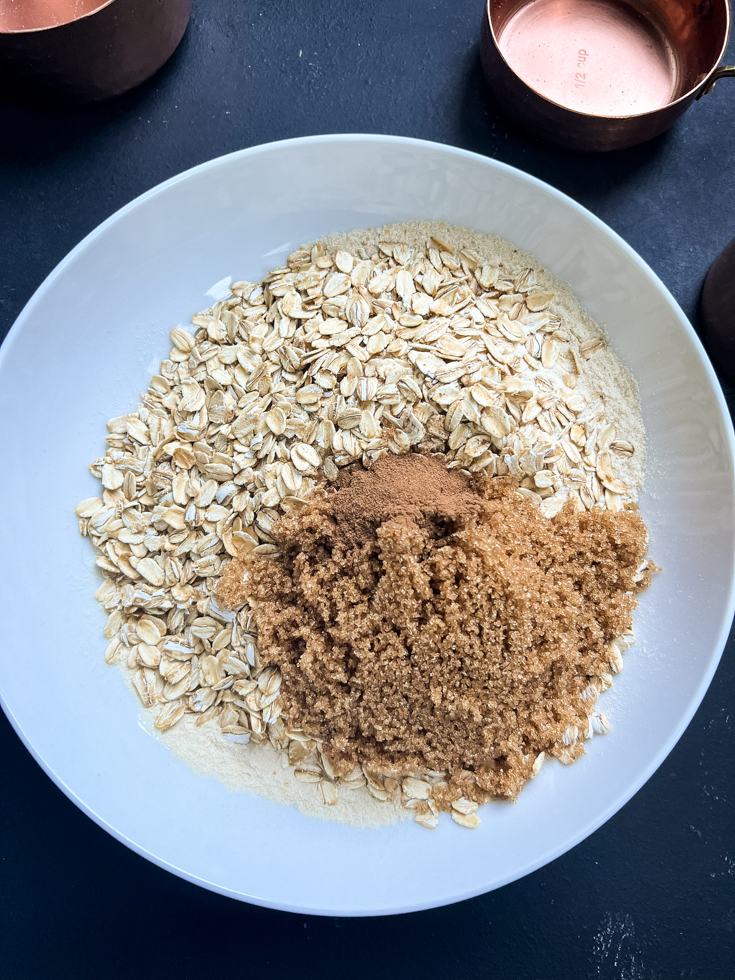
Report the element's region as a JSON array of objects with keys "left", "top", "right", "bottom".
[
  {"left": 303, "top": 452, "right": 484, "bottom": 547},
  {"left": 217, "top": 452, "right": 652, "bottom": 807}
]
